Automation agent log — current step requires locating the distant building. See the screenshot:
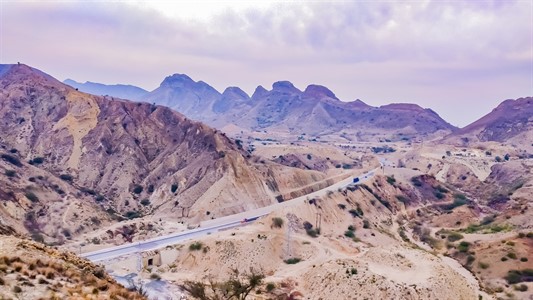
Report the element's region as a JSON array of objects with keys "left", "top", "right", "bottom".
[{"left": 142, "top": 250, "right": 162, "bottom": 268}]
